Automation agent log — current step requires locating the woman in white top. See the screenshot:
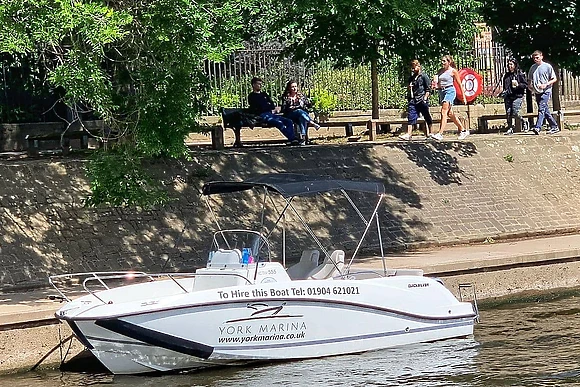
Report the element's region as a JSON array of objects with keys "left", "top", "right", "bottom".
[{"left": 431, "top": 55, "right": 469, "bottom": 140}]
